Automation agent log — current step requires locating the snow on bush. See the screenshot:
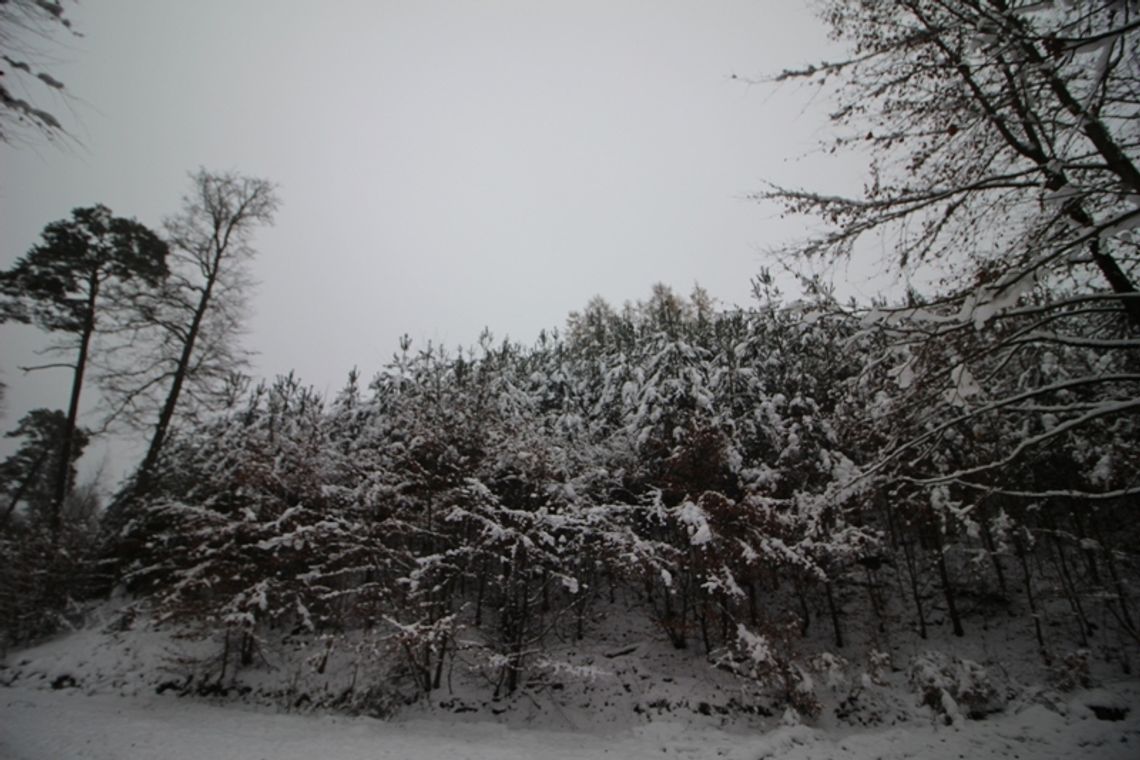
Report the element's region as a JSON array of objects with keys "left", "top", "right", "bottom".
[
  {"left": 908, "top": 651, "right": 1007, "bottom": 723},
  {"left": 725, "top": 624, "right": 822, "bottom": 718},
  {"left": 1049, "top": 649, "right": 1094, "bottom": 692}
]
